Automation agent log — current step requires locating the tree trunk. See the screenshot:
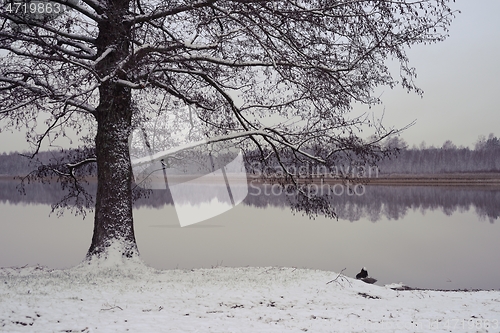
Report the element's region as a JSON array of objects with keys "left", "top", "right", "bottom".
[
  {"left": 86, "top": 82, "right": 138, "bottom": 258},
  {"left": 86, "top": 5, "right": 138, "bottom": 259}
]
